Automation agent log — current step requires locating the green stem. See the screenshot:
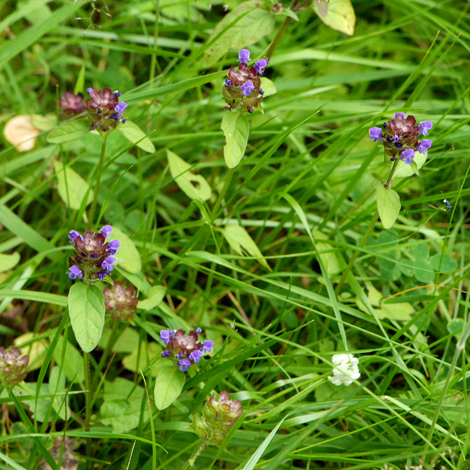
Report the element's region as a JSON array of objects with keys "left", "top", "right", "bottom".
[
  {"left": 334, "top": 159, "right": 400, "bottom": 296},
  {"left": 181, "top": 442, "right": 207, "bottom": 470},
  {"left": 84, "top": 351, "right": 92, "bottom": 467},
  {"left": 211, "top": 168, "right": 235, "bottom": 222},
  {"left": 94, "top": 321, "right": 120, "bottom": 386},
  {"left": 88, "top": 132, "right": 109, "bottom": 227}
]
